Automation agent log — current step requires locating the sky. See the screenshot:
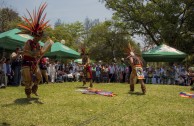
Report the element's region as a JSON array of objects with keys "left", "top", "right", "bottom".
[
  {"left": 1, "top": 0, "right": 114, "bottom": 26},
  {"left": 1, "top": 0, "right": 144, "bottom": 45}
]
